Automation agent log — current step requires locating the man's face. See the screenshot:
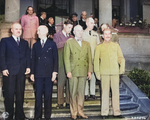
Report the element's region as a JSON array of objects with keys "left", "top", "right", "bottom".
[
  {"left": 63, "top": 24, "right": 73, "bottom": 34},
  {"left": 43, "top": 14, "right": 46, "bottom": 19},
  {"left": 103, "top": 29, "right": 112, "bottom": 42},
  {"left": 11, "top": 24, "right": 22, "bottom": 37},
  {"left": 27, "top": 7, "right": 33, "bottom": 15},
  {"left": 37, "top": 26, "right": 48, "bottom": 39},
  {"left": 72, "top": 16, "right": 77, "bottom": 22},
  {"left": 74, "top": 26, "right": 83, "bottom": 38},
  {"left": 48, "top": 18, "right": 54, "bottom": 24},
  {"left": 81, "top": 12, "right": 87, "bottom": 20},
  {"left": 87, "top": 18, "right": 94, "bottom": 30}
]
